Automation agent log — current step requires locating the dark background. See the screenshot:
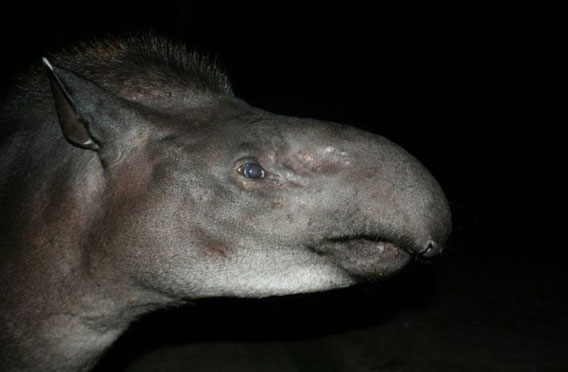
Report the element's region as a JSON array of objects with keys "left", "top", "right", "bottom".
[{"left": 0, "top": 2, "right": 564, "bottom": 371}]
